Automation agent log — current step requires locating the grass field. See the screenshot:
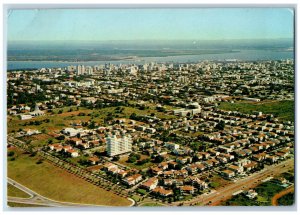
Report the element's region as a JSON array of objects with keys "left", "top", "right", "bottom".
[
  {"left": 7, "top": 148, "right": 131, "bottom": 206},
  {"left": 139, "top": 202, "right": 165, "bottom": 207},
  {"left": 117, "top": 154, "right": 155, "bottom": 170},
  {"left": 209, "top": 174, "right": 233, "bottom": 189},
  {"left": 7, "top": 184, "right": 31, "bottom": 198},
  {"left": 221, "top": 181, "right": 286, "bottom": 206},
  {"left": 219, "top": 100, "right": 294, "bottom": 122},
  {"left": 7, "top": 202, "right": 47, "bottom": 207},
  {"left": 7, "top": 105, "right": 175, "bottom": 136}
]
